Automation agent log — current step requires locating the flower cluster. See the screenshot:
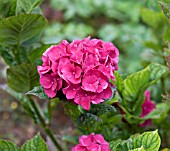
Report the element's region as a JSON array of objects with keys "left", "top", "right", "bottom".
[
  {"left": 38, "top": 37, "right": 119, "bottom": 110},
  {"left": 140, "top": 90, "right": 156, "bottom": 127},
  {"left": 72, "top": 133, "right": 110, "bottom": 151}
]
